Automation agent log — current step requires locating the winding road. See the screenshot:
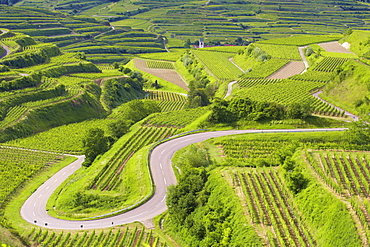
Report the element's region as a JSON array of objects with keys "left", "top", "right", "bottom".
[
  {"left": 0, "top": 29, "right": 11, "bottom": 59},
  {"left": 21, "top": 128, "right": 346, "bottom": 229}
]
